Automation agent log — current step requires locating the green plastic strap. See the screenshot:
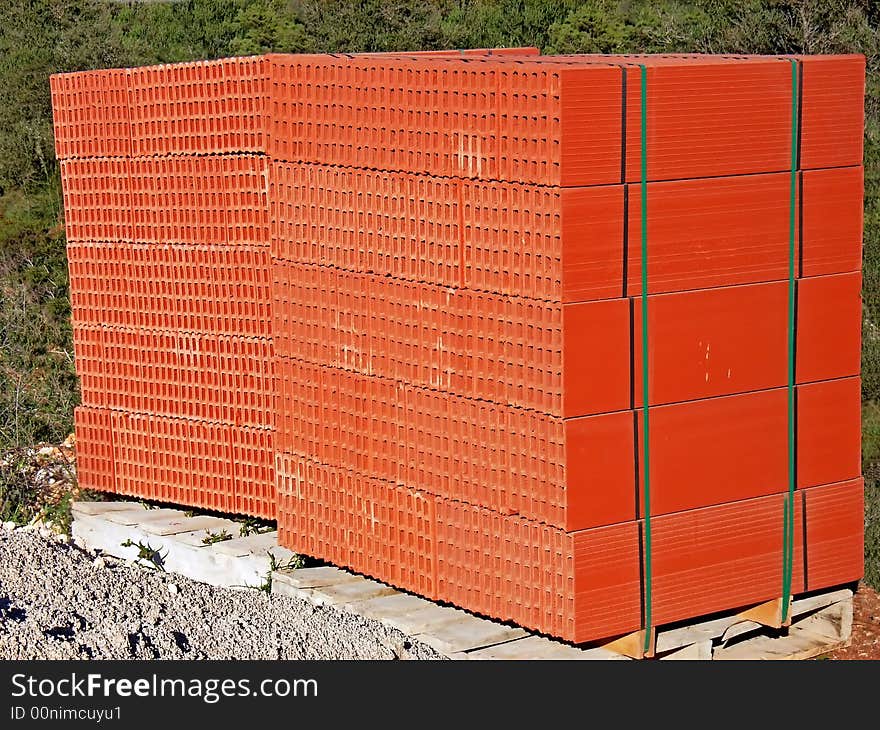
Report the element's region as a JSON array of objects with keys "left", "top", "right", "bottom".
[
  {"left": 638, "top": 64, "right": 652, "bottom": 653},
  {"left": 782, "top": 59, "right": 799, "bottom": 621}
]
